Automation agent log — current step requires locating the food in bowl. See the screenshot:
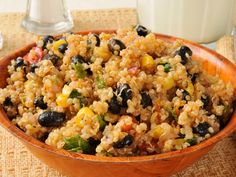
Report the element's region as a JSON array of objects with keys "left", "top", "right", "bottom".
[{"left": 0, "top": 25, "right": 235, "bottom": 157}]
